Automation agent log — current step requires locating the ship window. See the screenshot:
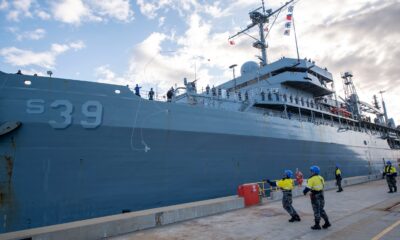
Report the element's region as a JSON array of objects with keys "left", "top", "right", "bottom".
[
  {"left": 115, "top": 89, "right": 121, "bottom": 94},
  {"left": 24, "top": 80, "right": 32, "bottom": 85}
]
